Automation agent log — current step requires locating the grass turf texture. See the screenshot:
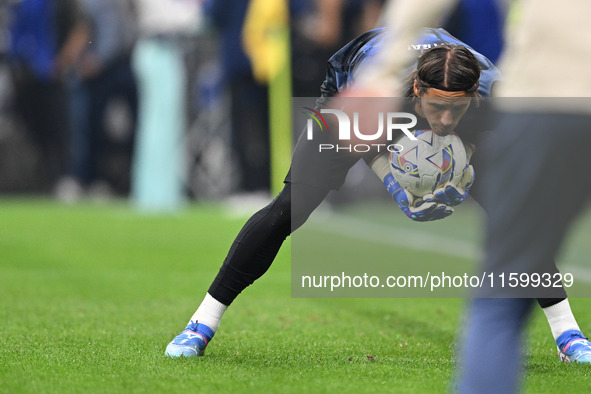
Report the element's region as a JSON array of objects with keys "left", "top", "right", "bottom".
[{"left": 1, "top": 199, "right": 590, "bottom": 393}]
